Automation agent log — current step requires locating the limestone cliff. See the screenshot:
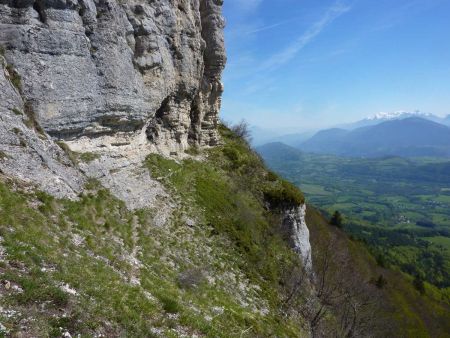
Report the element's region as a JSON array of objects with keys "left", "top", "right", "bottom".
[
  {"left": 0, "top": 0, "right": 226, "bottom": 206},
  {"left": 0, "top": 0, "right": 225, "bottom": 151},
  {"left": 282, "top": 204, "right": 312, "bottom": 272},
  {"left": 0, "top": 1, "right": 313, "bottom": 265}
]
